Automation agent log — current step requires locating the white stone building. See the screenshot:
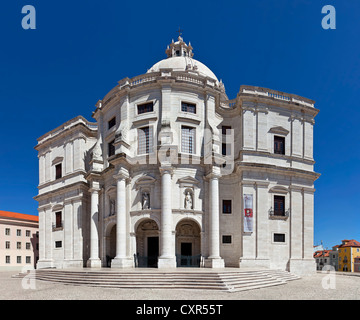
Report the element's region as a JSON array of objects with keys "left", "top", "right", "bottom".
[{"left": 35, "top": 36, "right": 319, "bottom": 275}]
